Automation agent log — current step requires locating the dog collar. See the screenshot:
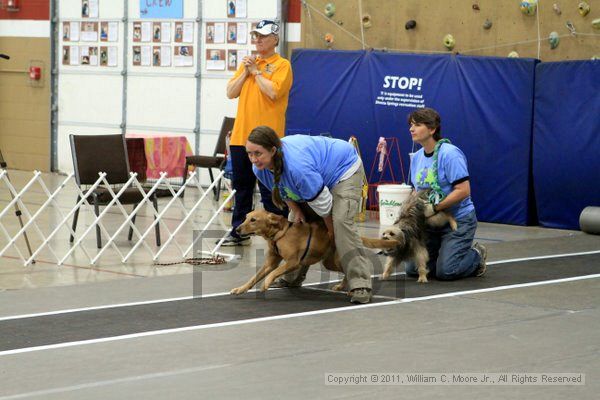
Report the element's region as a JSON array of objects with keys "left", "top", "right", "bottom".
[
  {"left": 272, "top": 222, "right": 313, "bottom": 262},
  {"left": 272, "top": 222, "right": 294, "bottom": 256},
  {"left": 299, "top": 224, "right": 313, "bottom": 262}
]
